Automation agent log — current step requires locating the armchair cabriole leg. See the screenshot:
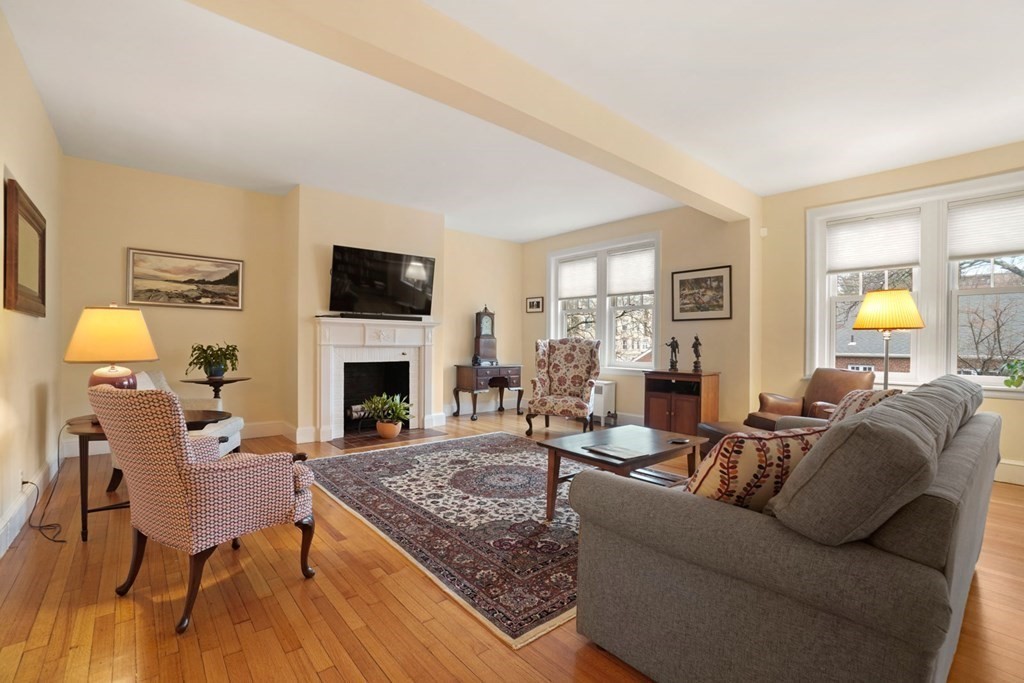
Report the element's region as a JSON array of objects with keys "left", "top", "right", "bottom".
[
  {"left": 106, "top": 467, "right": 123, "bottom": 492},
  {"left": 231, "top": 538, "right": 240, "bottom": 550},
  {"left": 296, "top": 515, "right": 316, "bottom": 578},
  {"left": 525, "top": 414, "right": 535, "bottom": 436},
  {"left": 176, "top": 545, "right": 217, "bottom": 634},
  {"left": 116, "top": 528, "right": 148, "bottom": 596}
]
